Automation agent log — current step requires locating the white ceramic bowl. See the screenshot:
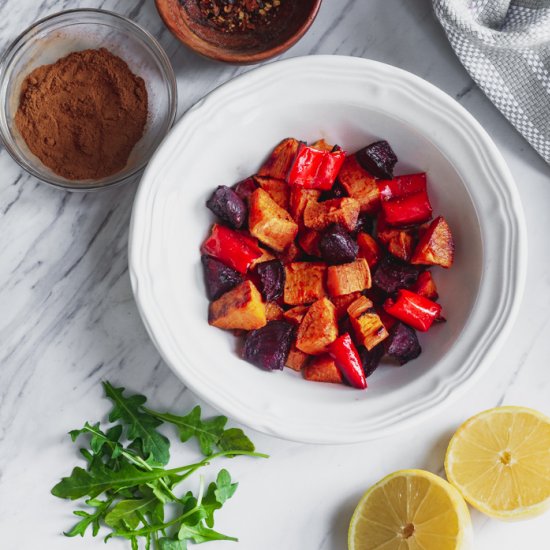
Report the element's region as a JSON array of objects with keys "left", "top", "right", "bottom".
[{"left": 129, "top": 56, "right": 526, "bottom": 444}]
